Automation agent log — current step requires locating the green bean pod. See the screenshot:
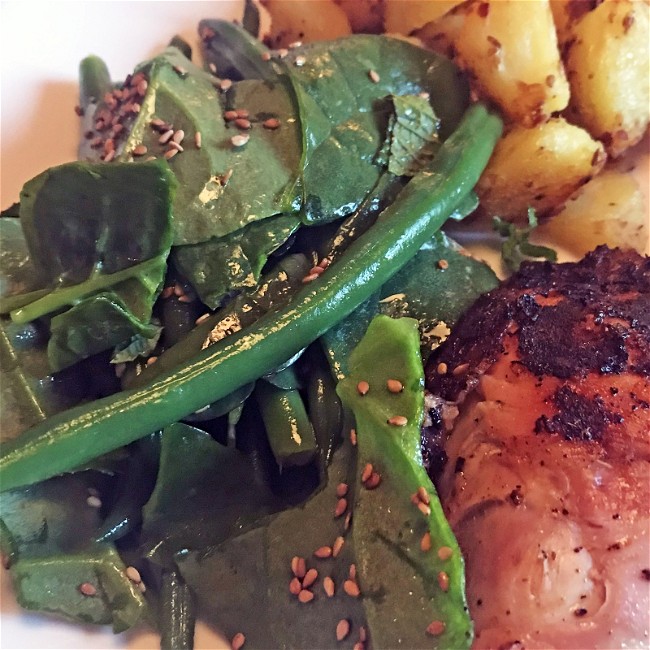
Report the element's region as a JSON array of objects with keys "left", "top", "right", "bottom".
[
  {"left": 0, "top": 103, "right": 502, "bottom": 492},
  {"left": 159, "top": 570, "right": 196, "bottom": 650}
]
